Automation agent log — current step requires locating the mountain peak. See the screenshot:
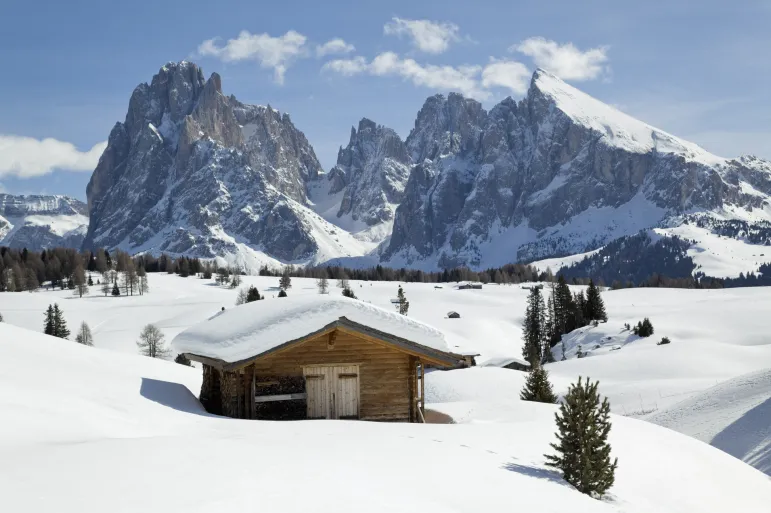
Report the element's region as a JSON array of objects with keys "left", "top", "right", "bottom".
[{"left": 527, "top": 68, "right": 722, "bottom": 164}]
